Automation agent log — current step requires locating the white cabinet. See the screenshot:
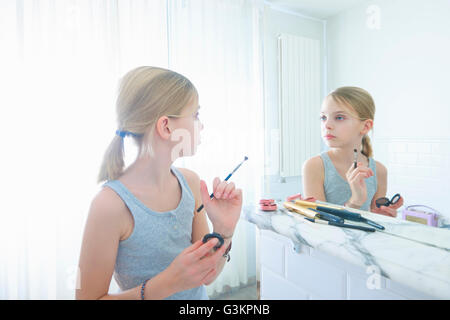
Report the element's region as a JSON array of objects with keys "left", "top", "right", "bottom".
[{"left": 259, "top": 229, "right": 433, "bottom": 300}]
